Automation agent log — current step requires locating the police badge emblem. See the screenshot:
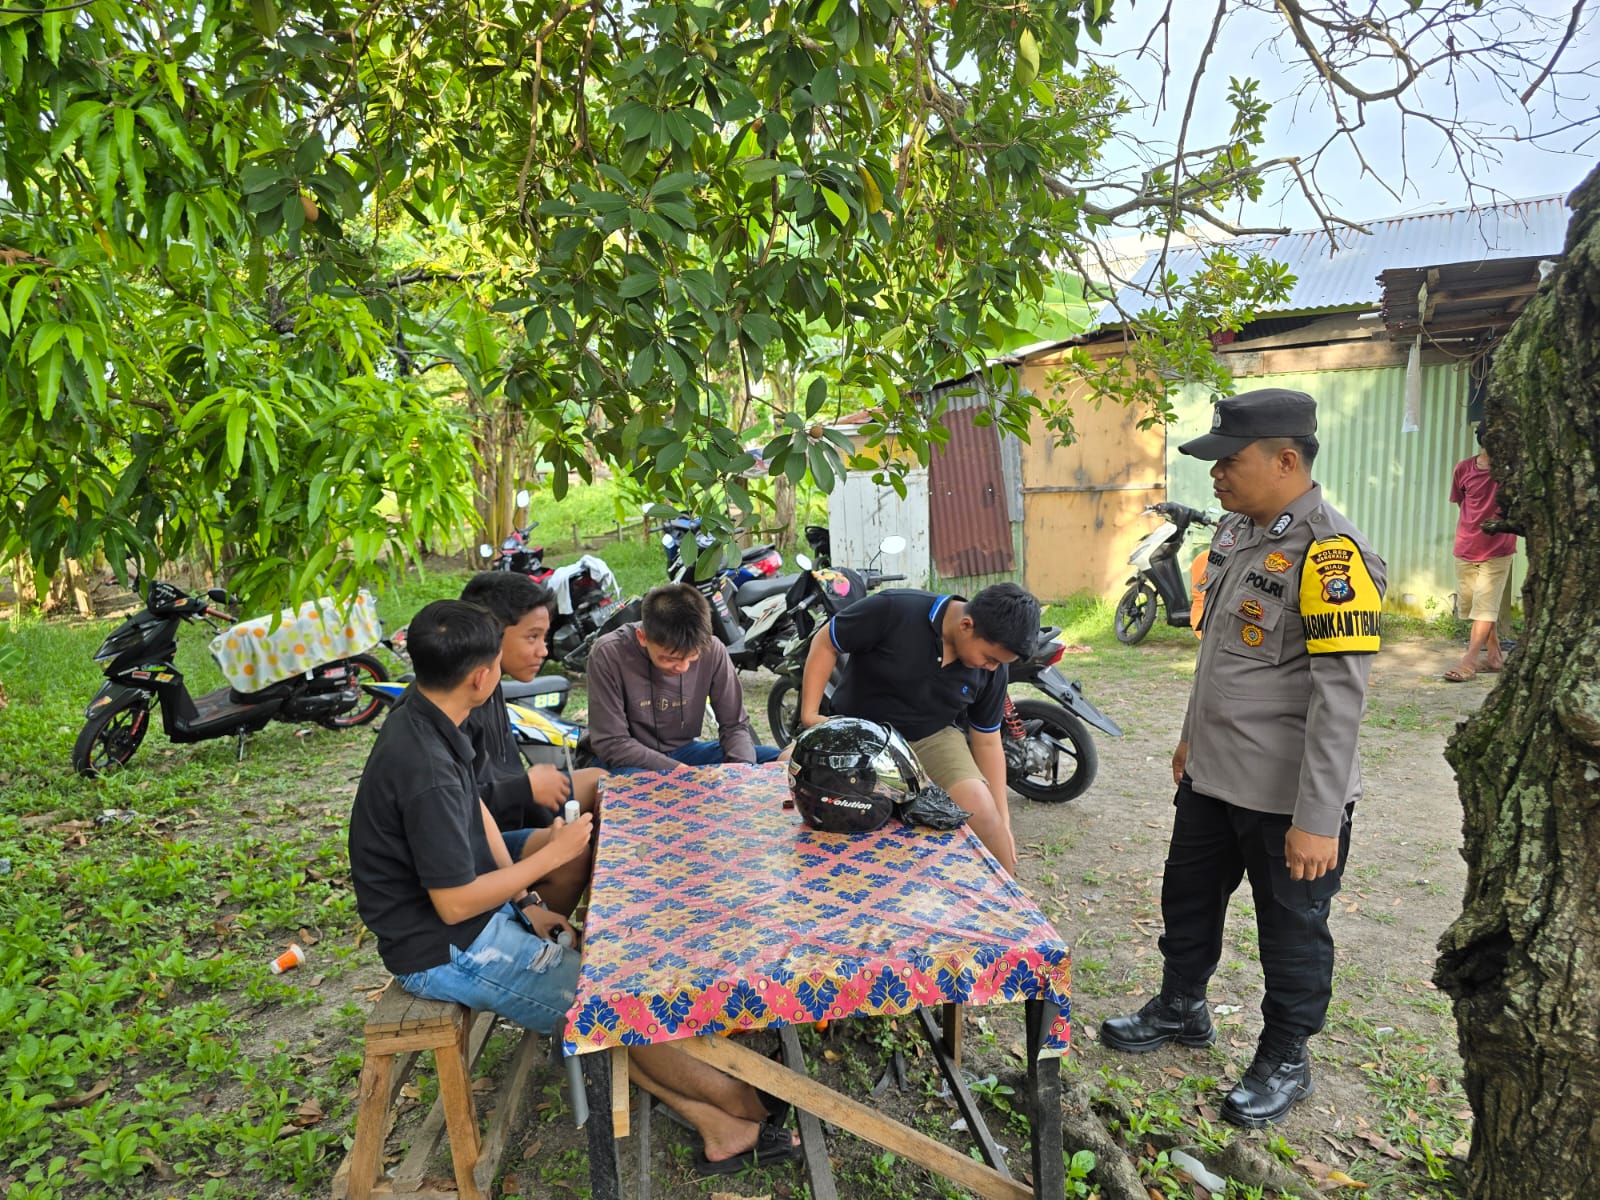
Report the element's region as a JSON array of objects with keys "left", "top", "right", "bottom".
[
  {"left": 1237, "top": 597, "right": 1265, "bottom": 621},
  {"left": 1263, "top": 552, "right": 1292, "bottom": 573},
  {"left": 1241, "top": 624, "right": 1265, "bottom": 647},
  {"left": 1311, "top": 545, "right": 1357, "bottom": 605}
]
